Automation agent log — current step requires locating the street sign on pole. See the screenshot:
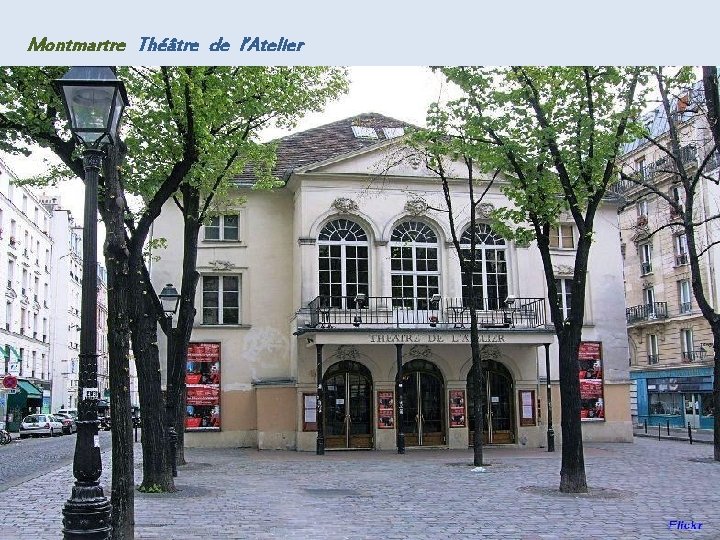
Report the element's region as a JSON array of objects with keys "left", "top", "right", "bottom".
[{"left": 2, "top": 375, "right": 18, "bottom": 389}]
